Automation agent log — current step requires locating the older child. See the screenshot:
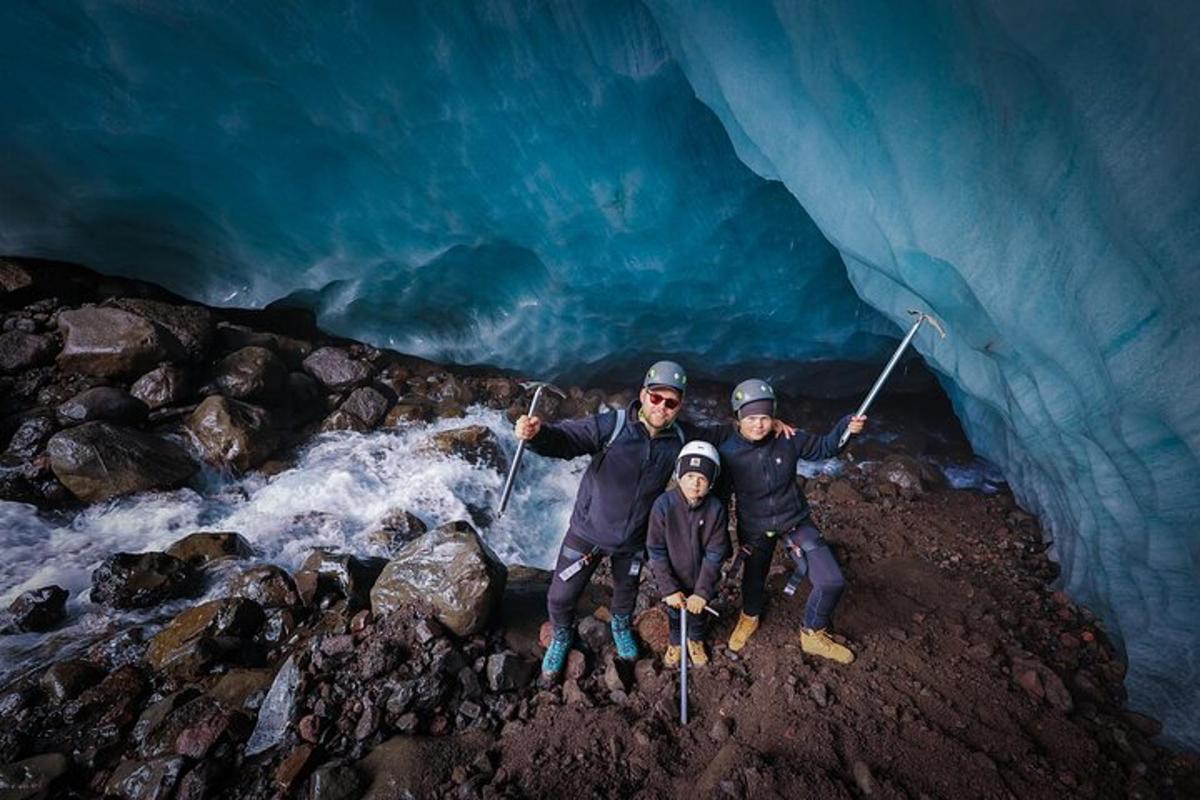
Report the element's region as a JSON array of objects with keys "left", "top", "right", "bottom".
[{"left": 647, "top": 441, "right": 729, "bottom": 667}]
